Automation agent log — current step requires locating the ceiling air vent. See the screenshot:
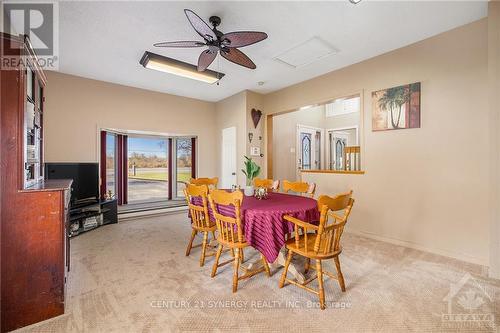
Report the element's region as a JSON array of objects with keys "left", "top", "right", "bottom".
[{"left": 273, "top": 37, "right": 338, "bottom": 68}]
